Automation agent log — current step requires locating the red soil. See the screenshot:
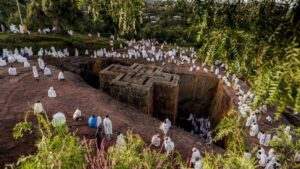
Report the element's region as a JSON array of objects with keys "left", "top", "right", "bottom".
[{"left": 0, "top": 63, "right": 224, "bottom": 167}]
